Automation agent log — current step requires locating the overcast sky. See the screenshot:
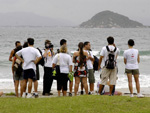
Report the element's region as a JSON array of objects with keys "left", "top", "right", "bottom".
[{"left": 0, "top": 0, "right": 150, "bottom": 25}]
